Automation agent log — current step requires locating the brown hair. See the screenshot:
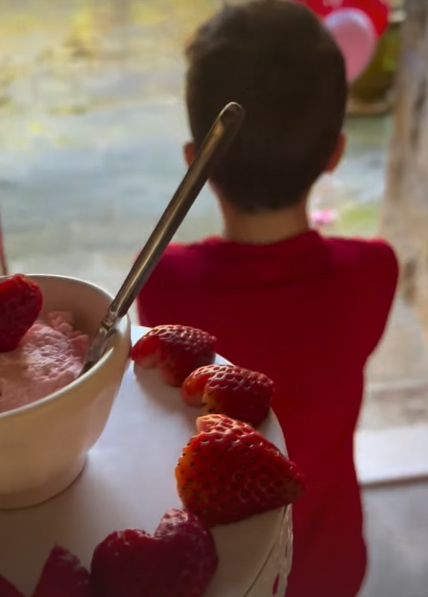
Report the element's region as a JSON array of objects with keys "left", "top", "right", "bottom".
[{"left": 185, "top": 0, "right": 347, "bottom": 212}]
